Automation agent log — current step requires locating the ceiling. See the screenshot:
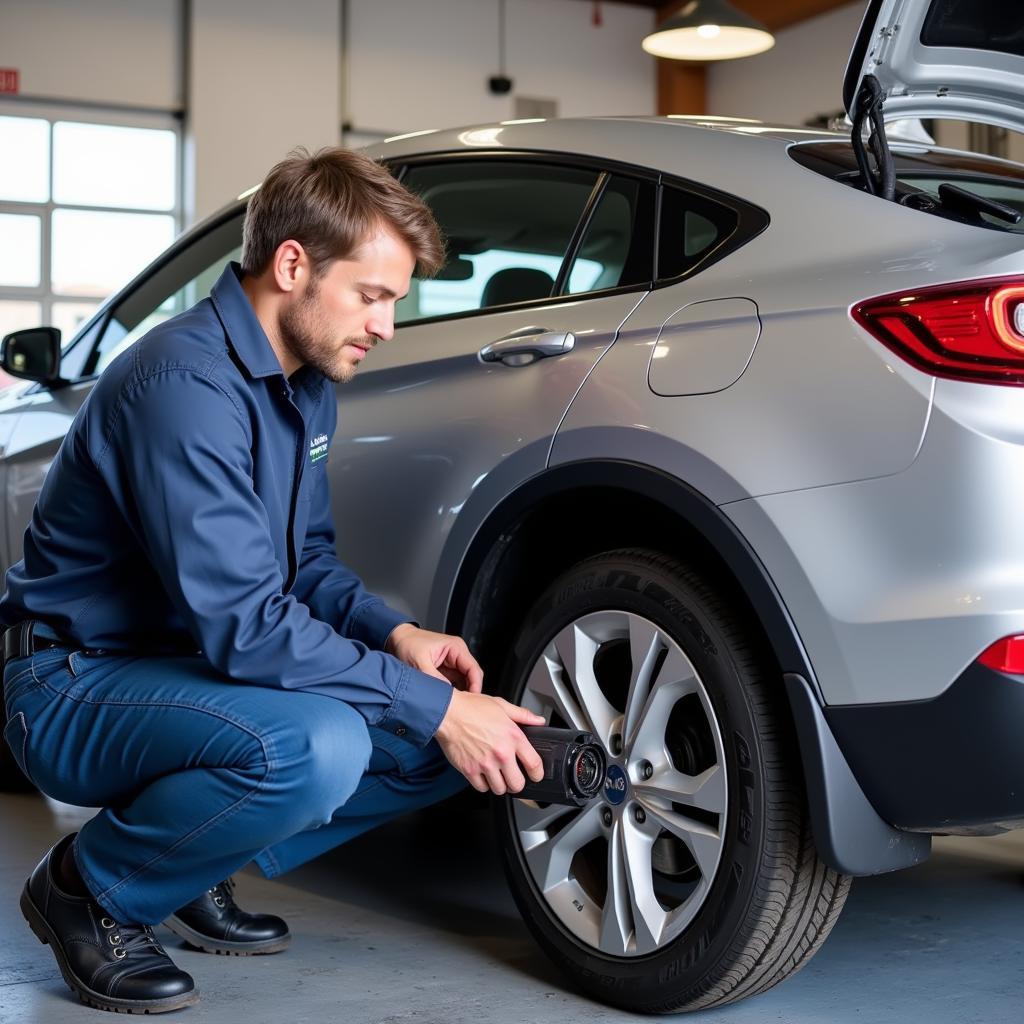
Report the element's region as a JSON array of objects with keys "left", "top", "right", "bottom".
[{"left": 579, "top": 0, "right": 856, "bottom": 33}]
